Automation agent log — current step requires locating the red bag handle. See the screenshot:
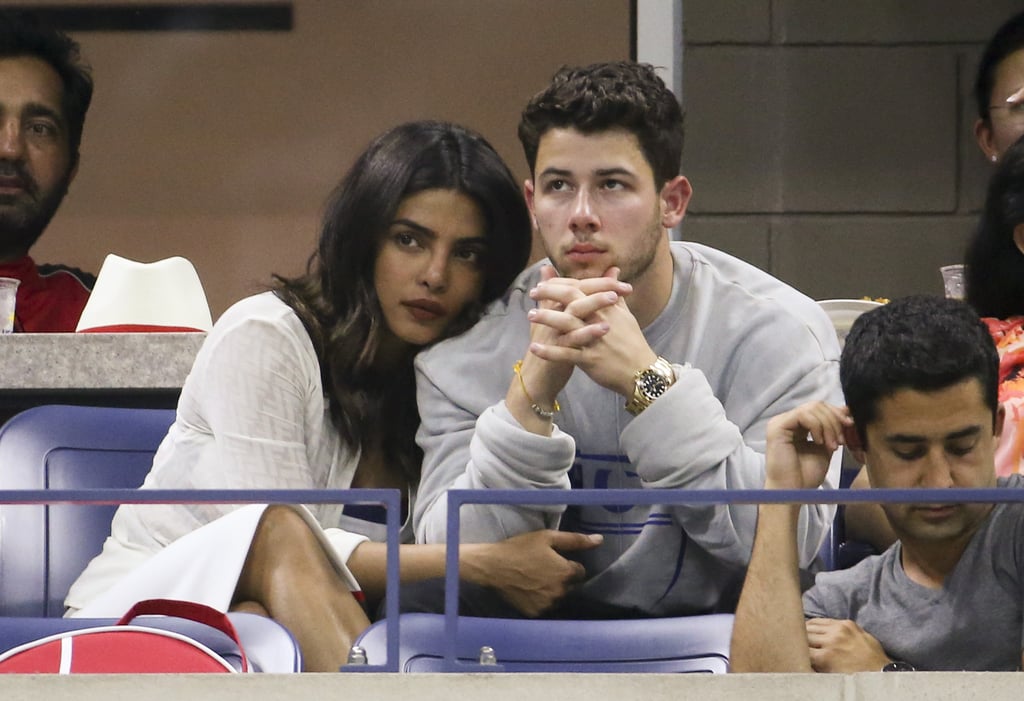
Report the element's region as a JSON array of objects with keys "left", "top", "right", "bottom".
[{"left": 117, "top": 598, "right": 250, "bottom": 672}]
